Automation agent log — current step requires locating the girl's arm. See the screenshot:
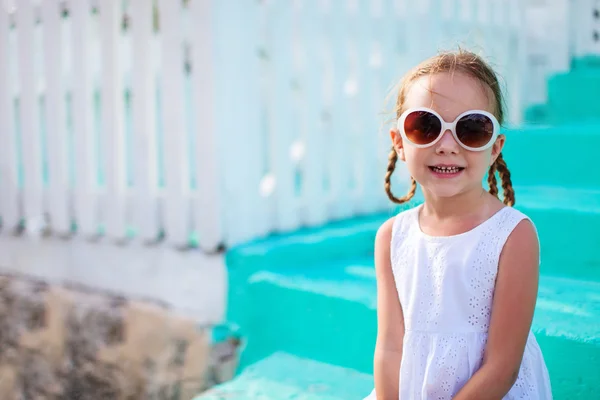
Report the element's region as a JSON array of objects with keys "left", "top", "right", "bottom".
[
  {"left": 373, "top": 217, "right": 405, "bottom": 399},
  {"left": 454, "top": 219, "right": 540, "bottom": 400}
]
